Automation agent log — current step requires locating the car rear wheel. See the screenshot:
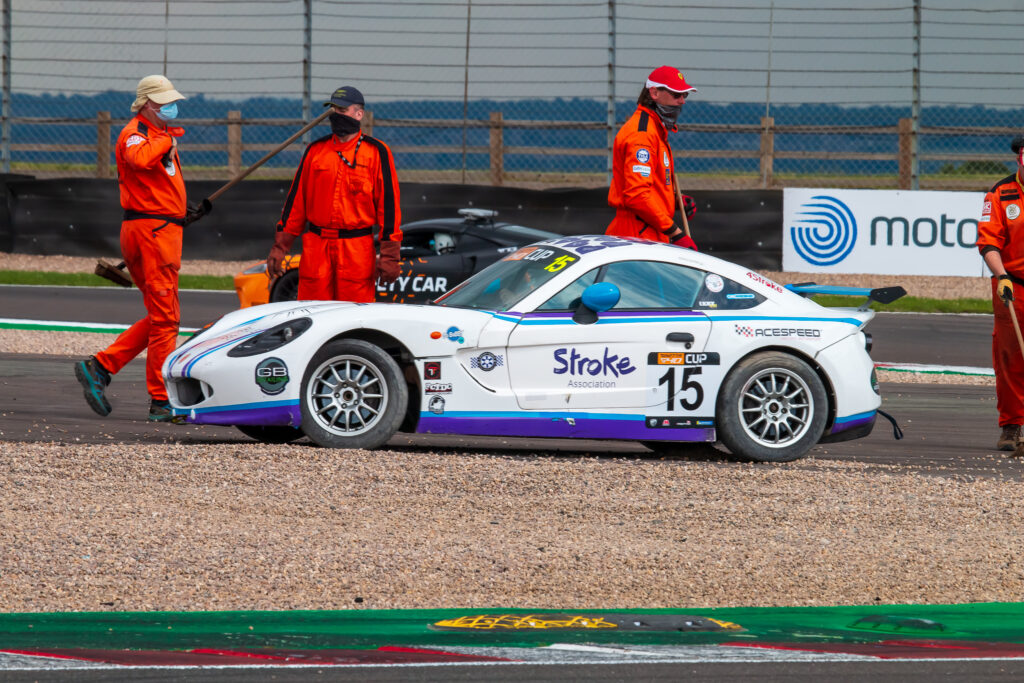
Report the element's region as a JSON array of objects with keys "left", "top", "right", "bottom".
[
  {"left": 716, "top": 352, "right": 827, "bottom": 463},
  {"left": 300, "top": 339, "right": 407, "bottom": 449},
  {"left": 235, "top": 424, "right": 304, "bottom": 444},
  {"left": 270, "top": 268, "right": 299, "bottom": 303}
]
